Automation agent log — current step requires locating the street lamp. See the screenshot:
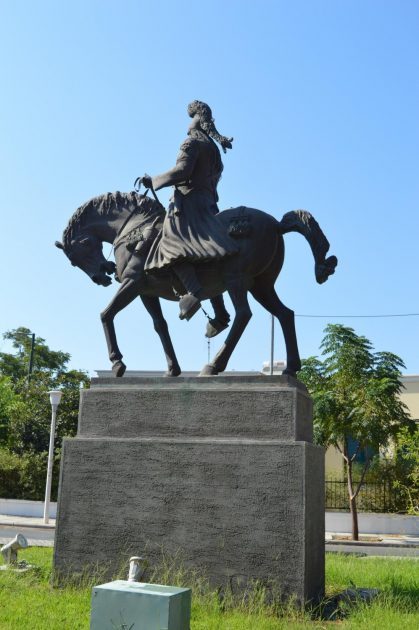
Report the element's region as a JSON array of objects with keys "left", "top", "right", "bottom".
[{"left": 43, "top": 390, "right": 63, "bottom": 524}]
